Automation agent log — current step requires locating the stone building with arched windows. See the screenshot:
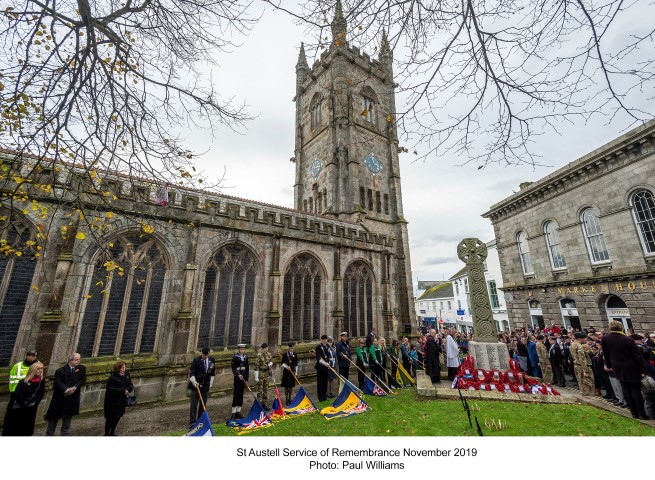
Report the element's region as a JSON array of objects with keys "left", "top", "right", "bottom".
[
  {"left": 0, "top": 4, "right": 415, "bottom": 412},
  {"left": 483, "top": 119, "right": 655, "bottom": 334}
]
